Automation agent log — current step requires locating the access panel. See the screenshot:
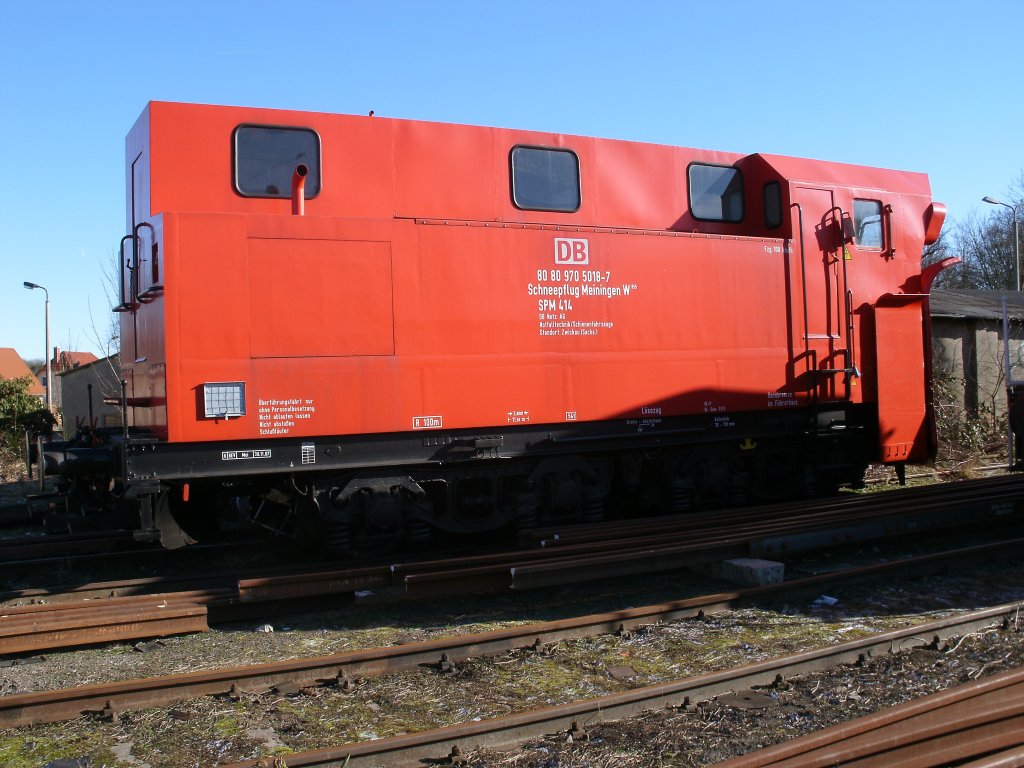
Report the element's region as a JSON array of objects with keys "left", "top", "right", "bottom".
[
  {"left": 874, "top": 297, "right": 928, "bottom": 462},
  {"left": 248, "top": 239, "right": 394, "bottom": 358}
]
